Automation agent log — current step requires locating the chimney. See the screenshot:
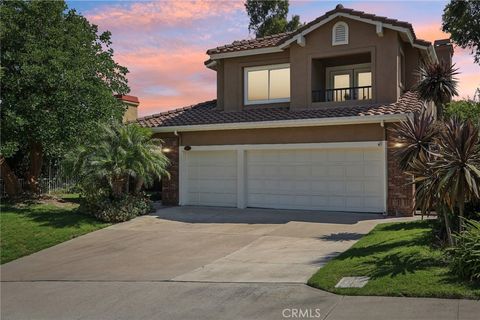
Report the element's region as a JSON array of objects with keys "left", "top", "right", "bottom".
[
  {"left": 115, "top": 95, "right": 139, "bottom": 122},
  {"left": 434, "top": 39, "right": 454, "bottom": 67}
]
